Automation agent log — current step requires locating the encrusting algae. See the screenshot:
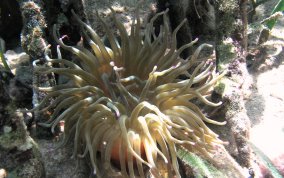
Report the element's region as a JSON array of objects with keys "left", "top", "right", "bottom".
[{"left": 30, "top": 3, "right": 226, "bottom": 178}]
